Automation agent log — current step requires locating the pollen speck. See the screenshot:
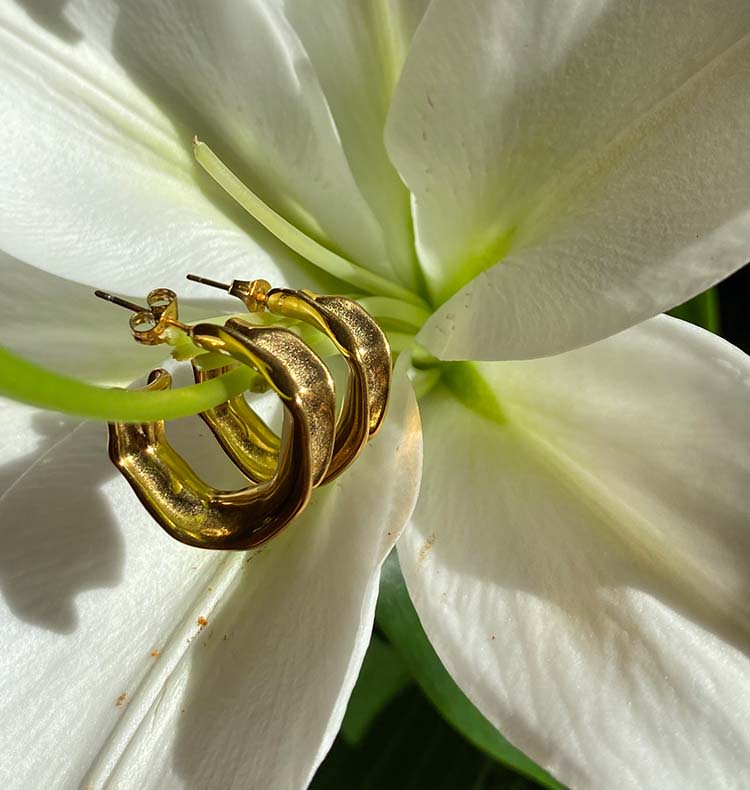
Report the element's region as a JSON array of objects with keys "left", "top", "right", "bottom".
[{"left": 418, "top": 533, "right": 437, "bottom": 565}]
